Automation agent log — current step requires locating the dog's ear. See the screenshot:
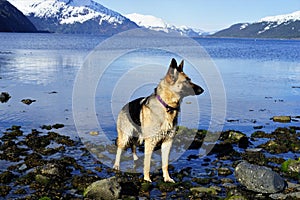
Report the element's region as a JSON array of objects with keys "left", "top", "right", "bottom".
[
  {"left": 166, "top": 58, "right": 178, "bottom": 84},
  {"left": 177, "top": 60, "right": 184, "bottom": 72}
]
